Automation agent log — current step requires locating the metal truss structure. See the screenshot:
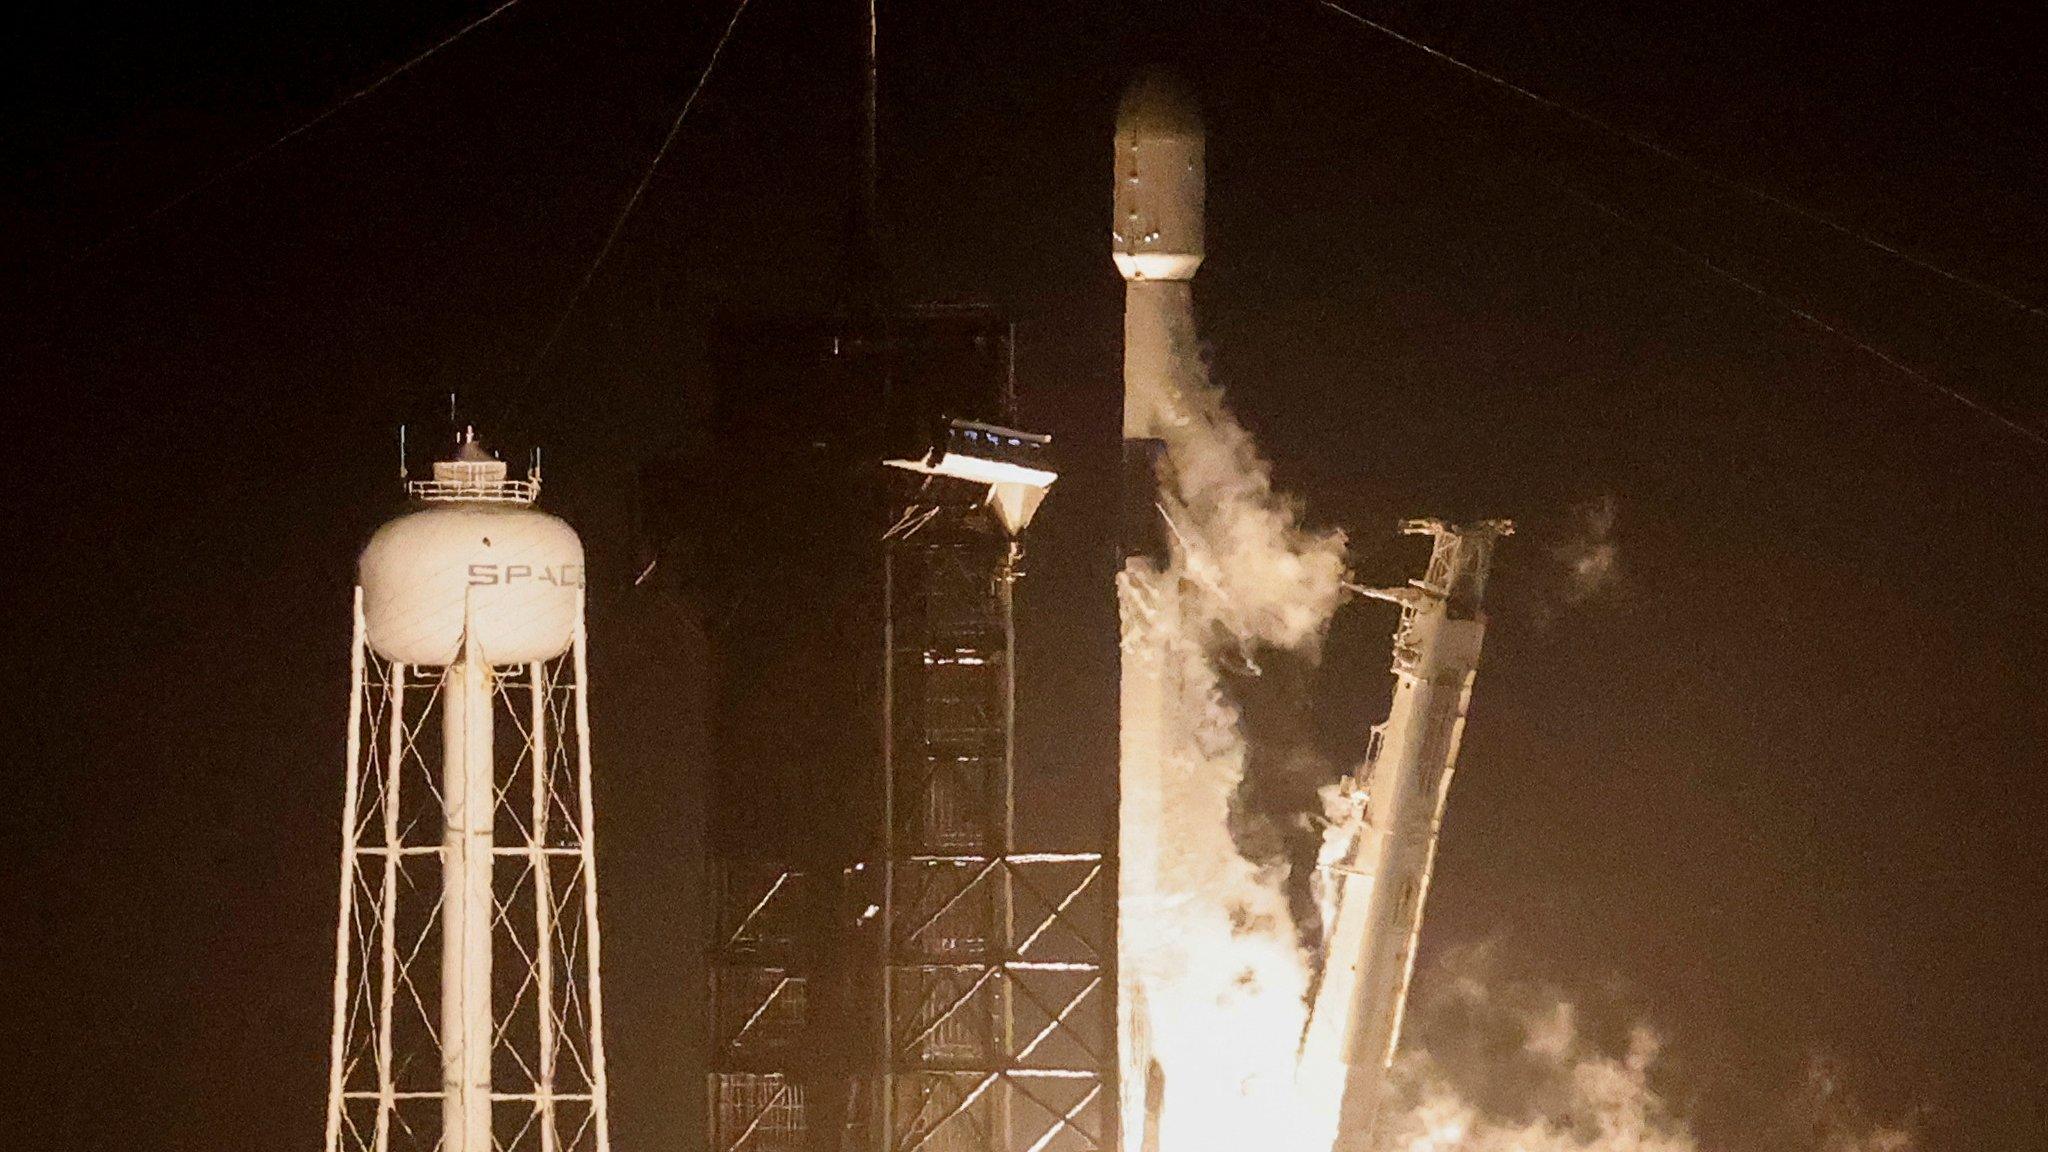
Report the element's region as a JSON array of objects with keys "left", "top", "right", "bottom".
[
  {"left": 698, "top": 302, "right": 1111, "bottom": 1152},
  {"left": 326, "top": 590, "right": 612, "bottom": 1152},
  {"left": 706, "top": 482, "right": 1115, "bottom": 1152},
  {"left": 707, "top": 860, "right": 812, "bottom": 1152},
  {"left": 874, "top": 496, "right": 1114, "bottom": 1152},
  {"left": 879, "top": 847, "right": 1112, "bottom": 1152}
]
